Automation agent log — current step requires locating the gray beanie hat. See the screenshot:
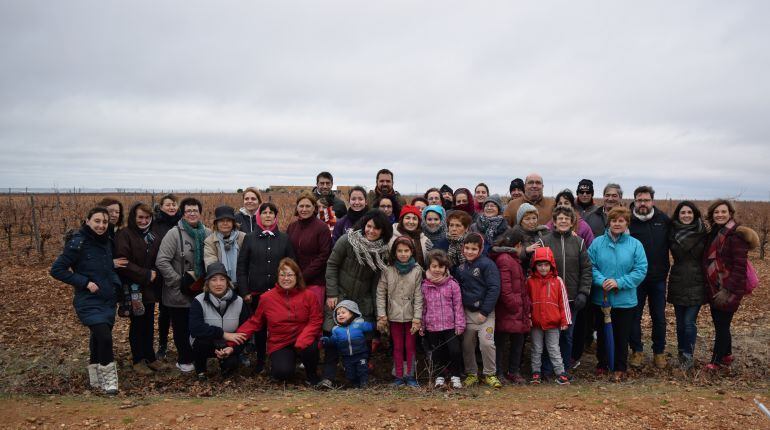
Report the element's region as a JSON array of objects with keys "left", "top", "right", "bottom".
[
  {"left": 483, "top": 194, "right": 504, "bottom": 214},
  {"left": 516, "top": 202, "right": 538, "bottom": 225}
]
